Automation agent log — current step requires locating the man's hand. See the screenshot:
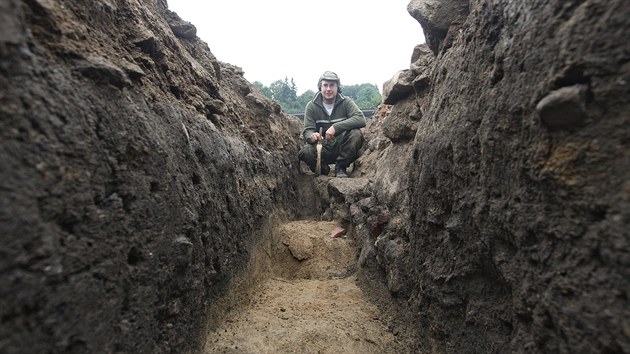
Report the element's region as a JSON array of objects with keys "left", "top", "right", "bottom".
[
  {"left": 325, "top": 126, "right": 336, "bottom": 141},
  {"left": 310, "top": 132, "right": 321, "bottom": 143}
]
